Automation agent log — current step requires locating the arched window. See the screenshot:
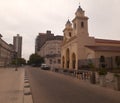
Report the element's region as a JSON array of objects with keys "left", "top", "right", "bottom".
[
  {"left": 69, "top": 32, "right": 71, "bottom": 37},
  {"left": 115, "top": 56, "right": 120, "bottom": 68},
  {"left": 81, "top": 21, "right": 84, "bottom": 28},
  {"left": 74, "top": 23, "right": 76, "bottom": 29},
  {"left": 58, "top": 59, "right": 61, "bottom": 64},
  {"left": 99, "top": 56, "right": 106, "bottom": 68},
  {"left": 100, "top": 56, "right": 105, "bottom": 63}
]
